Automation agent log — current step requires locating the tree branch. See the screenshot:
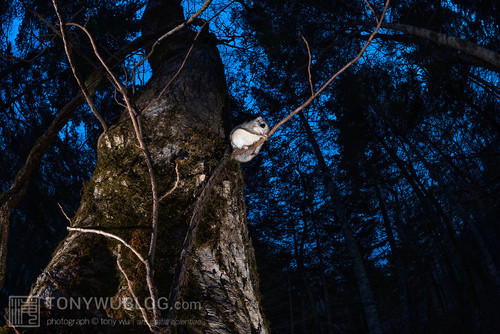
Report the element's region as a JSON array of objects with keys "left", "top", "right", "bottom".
[
  {"left": 232, "top": 0, "right": 391, "bottom": 160},
  {"left": 116, "top": 245, "right": 153, "bottom": 332},
  {"left": 68, "top": 21, "right": 162, "bottom": 323},
  {"left": 380, "top": 22, "right": 500, "bottom": 72},
  {"left": 67, "top": 227, "right": 146, "bottom": 264},
  {"left": 0, "top": 22, "right": 174, "bottom": 291},
  {"left": 52, "top": 0, "right": 108, "bottom": 132},
  {"left": 166, "top": 152, "right": 231, "bottom": 325},
  {"left": 160, "top": 162, "right": 180, "bottom": 201}
]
